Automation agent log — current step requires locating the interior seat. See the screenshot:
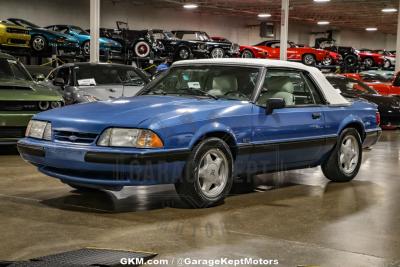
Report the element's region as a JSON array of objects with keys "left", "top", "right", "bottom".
[
  {"left": 208, "top": 75, "right": 238, "bottom": 96},
  {"left": 258, "top": 77, "right": 295, "bottom": 106}
]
